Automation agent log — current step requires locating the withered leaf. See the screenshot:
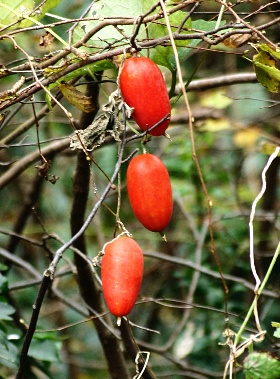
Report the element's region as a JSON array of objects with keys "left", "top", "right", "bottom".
[
  {"left": 35, "top": 159, "right": 51, "bottom": 179},
  {"left": 223, "top": 32, "right": 258, "bottom": 48},
  {"left": 39, "top": 32, "right": 54, "bottom": 48},
  {"left": 70, "top": 90, "right": 127, "bottom": 151},
  {"left": 59, "top": 82, "right": 95, "bottom": 113}
]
